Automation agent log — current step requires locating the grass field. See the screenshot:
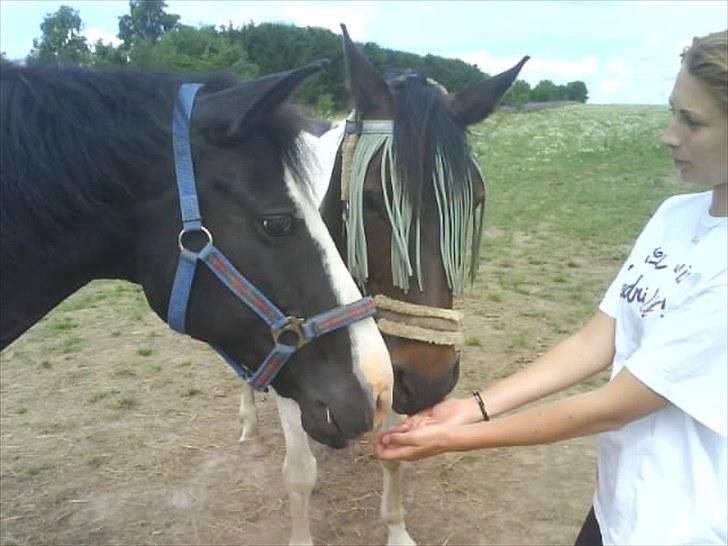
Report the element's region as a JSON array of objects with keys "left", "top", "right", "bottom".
[
  {"left": 469, "top": 103, "right": 682, "bottom": 343},
  {"left": 0, "top": 103, "right": 692, "bottom": 545}
]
